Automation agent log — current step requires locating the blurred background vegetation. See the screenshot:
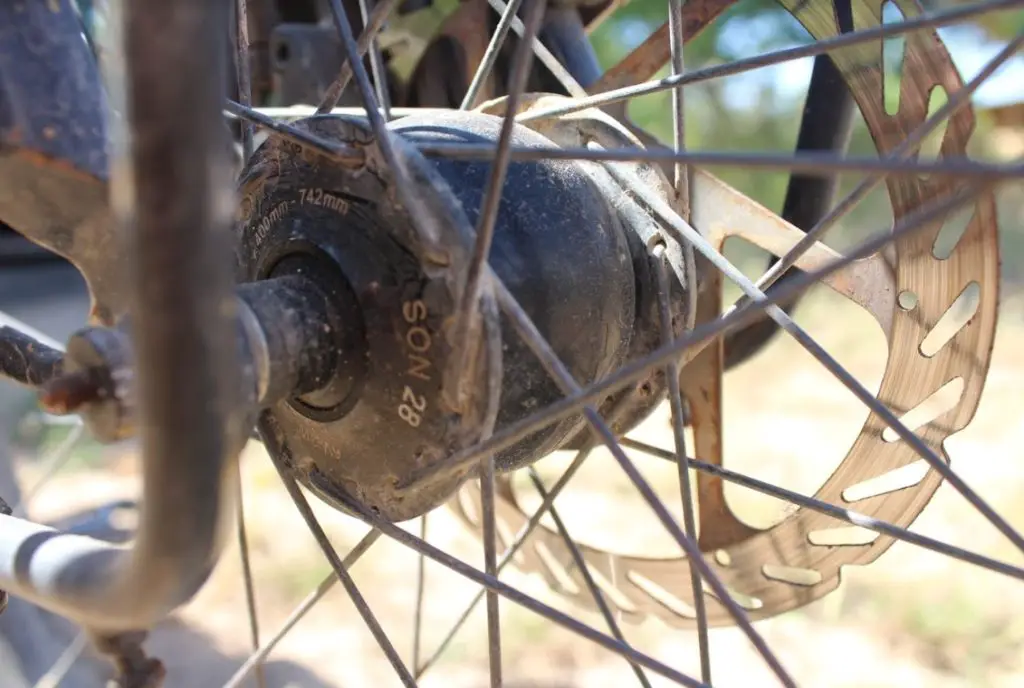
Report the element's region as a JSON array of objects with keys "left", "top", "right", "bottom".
[{"left": 585, "top": 0, "right": 1024, "bottom": 284}]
